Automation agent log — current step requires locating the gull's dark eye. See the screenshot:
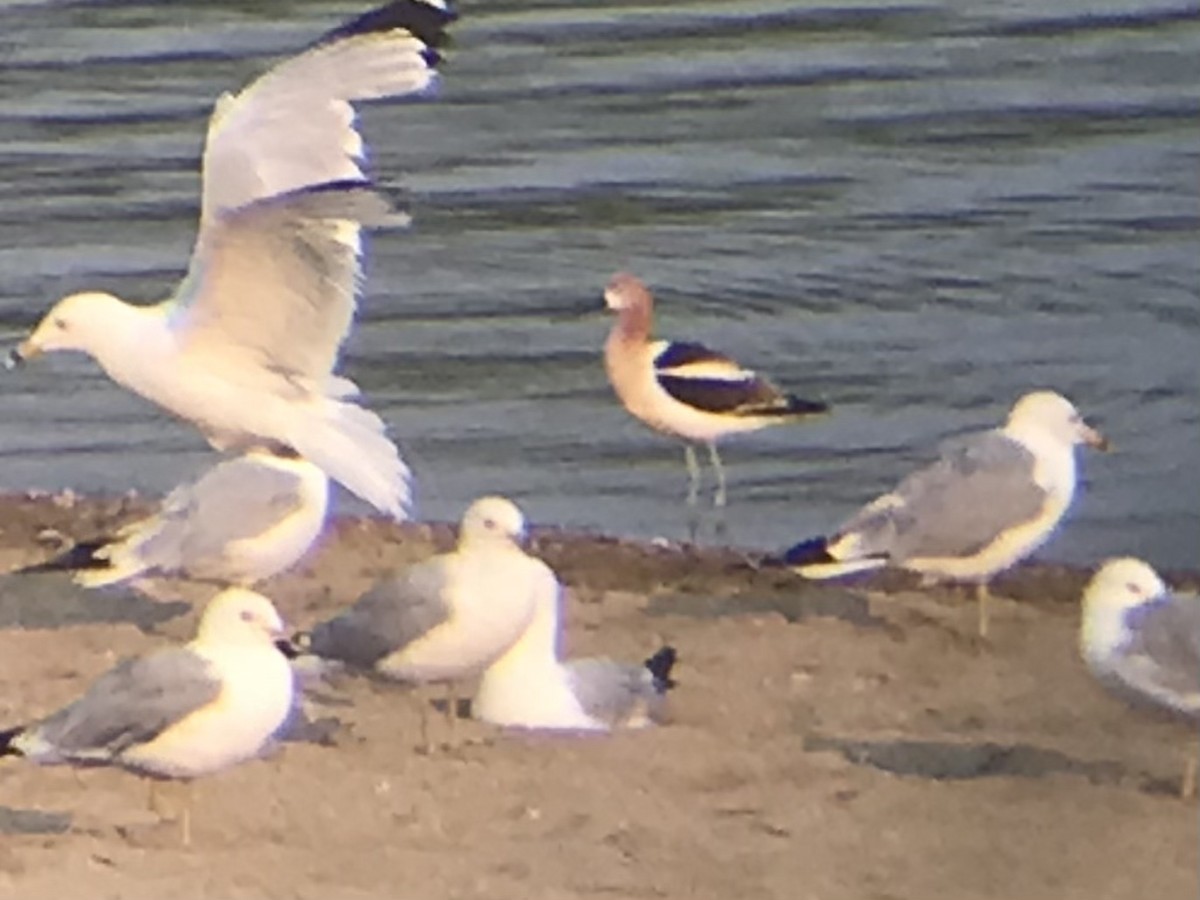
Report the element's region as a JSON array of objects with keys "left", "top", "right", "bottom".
[
  {"left": 240, "top": 609, "right": 255, "bottom": 623},
  {"left": 1126, "top": 582, "right": 1142, "bottom": 596},
  {"left": 483, "top": 517, "right": 497, "bottom": 530},
  {"left": 53, "top": 317, "right": 67, "bottom": 330}
]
